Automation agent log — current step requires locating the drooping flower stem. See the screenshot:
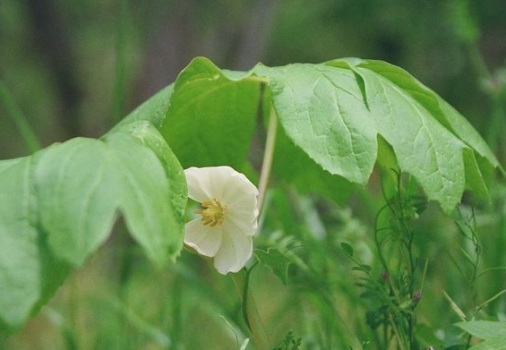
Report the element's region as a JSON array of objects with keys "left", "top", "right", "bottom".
[
  {"left": 231, "top": 268, "right": 270, "bottom": 350},
  {"left": 258, "top": 106, "right": 278, "bottom": 214}
]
